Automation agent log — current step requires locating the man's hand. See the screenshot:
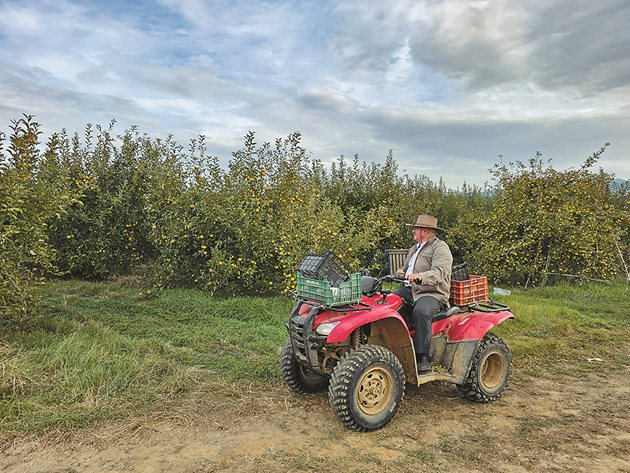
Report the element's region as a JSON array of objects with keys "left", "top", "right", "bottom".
[
  {"left": 395, "top": 268, "right": 405, "bottom": 277},
  {"left": 407, "top": 273, "right": 422, "bottom": 284}
]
